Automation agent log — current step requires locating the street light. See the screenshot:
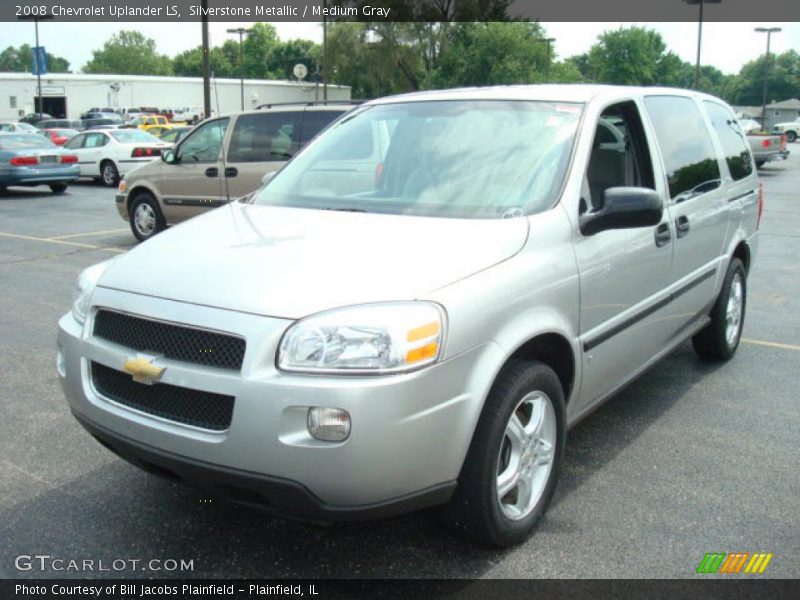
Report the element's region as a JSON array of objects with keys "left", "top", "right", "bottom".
[
  {"left": 227, "top": 27, "right": 253, "bottom": 111},
  {"left": 18, "top": 11, "right": 54, "bottom": 118},
  {"left": 684, "top": 0, "right": 722, "bottom": 90},
  {"left": 755, "top": 27, "right": 782, "bottom": 131},
  {"left": 542, "top": 38, "right": 555, "bottom": 83}
]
